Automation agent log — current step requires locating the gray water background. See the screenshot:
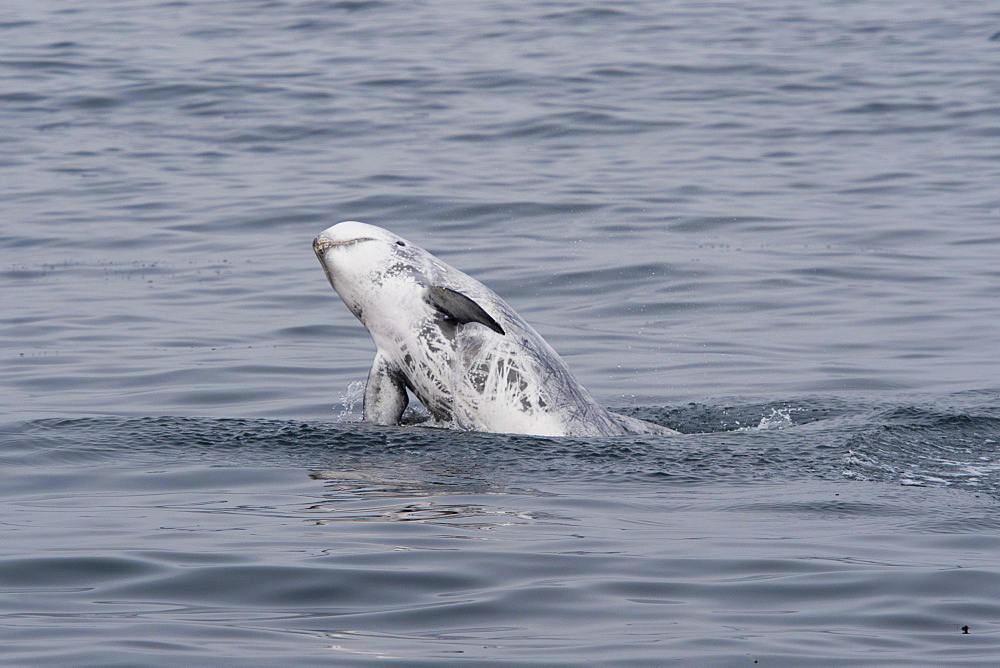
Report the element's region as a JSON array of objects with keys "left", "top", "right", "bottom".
[{"left": 3, "top": 1, "right": 1000, "bottom": 665}]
